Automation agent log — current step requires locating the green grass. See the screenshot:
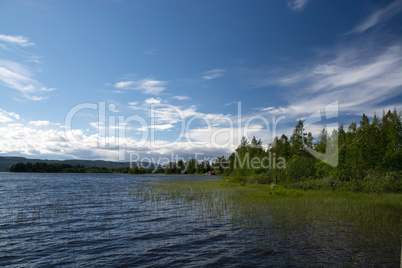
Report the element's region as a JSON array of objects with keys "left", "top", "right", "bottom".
[{"left": 131, "top": 177, "right": 402, "bottom": 262}]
